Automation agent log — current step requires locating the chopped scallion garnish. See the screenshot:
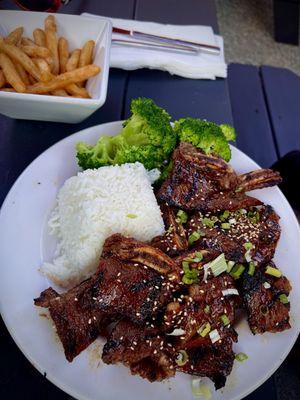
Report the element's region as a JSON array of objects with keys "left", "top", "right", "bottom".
[
  {"left": 182, "top": 262, "right": 199, "bottom": 285},
  {"left": 210, "top": 253, "right": 227, "bottom": 277},
  {"left": 244, "top": 242, "right": 253, "bottom": 251},
  {"left": 209, "top": 329, "right": 220, "bottom": 344},
  {"left": 248, "top": 261, "right": 255, "bottom": 276},
  {"left": 265, "top": 265, "right": 282, "bottom": 278},
  {"left": 235, "top": 352, "right": 248, "bottom": 362},
  {"left": 176, "top": 209, "right": 188, "bottom": 224},
  {"left": 202, "top": 217, "right": 215, "bottom": 228},
  {"left": 263, "top": 282, "right": 271, "bottom": 289},
  {"left": 227, "top": 261, "right": 235, "bottom": 272},
  {"left": 230, "top": 264, "right": 245, "bottom": 279},
  {"left": 220, "top": 314, "right": 230, "bottom": 326},
  {"left": 194, "top": 251, "right": 203, "bottom": 262},
  {"left": 188, "top": 231, "right": 203, "bottom": 245},
  {"left": 198, "top": 322, "right": 211, "bottom": 337},
  {"left": 126, "top": 213, "right": 137, "bottom": 218},
  {"left": 278, "top": 294, "right": 289, "bottom": 304},
  {"left": 221, "top": 222, "right": 231, "bottom": 230},
  {"left": 191, "top": 379, "right": 212, "bottom": 399},
  {"left": 175, "top": 350, "right": 189, "bottom": 366},
  {"left": 204, "top": 305, "right": 210, "bottom": 314},
  {"left": 219, "top": 210, "right": 230, "bottom": 221}
]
